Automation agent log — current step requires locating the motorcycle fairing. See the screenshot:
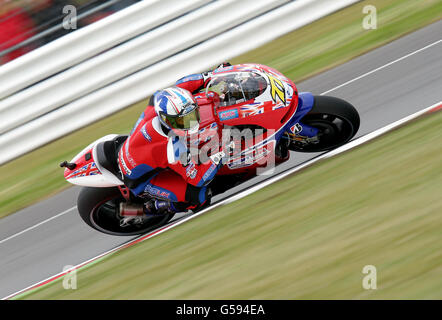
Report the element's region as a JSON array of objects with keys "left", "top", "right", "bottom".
[
  {"left": 206, "top": 64, "right": 299, "bottom": 130},
  {"left": 64, "top": 134, "right": 124, "bottom": 187}
]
